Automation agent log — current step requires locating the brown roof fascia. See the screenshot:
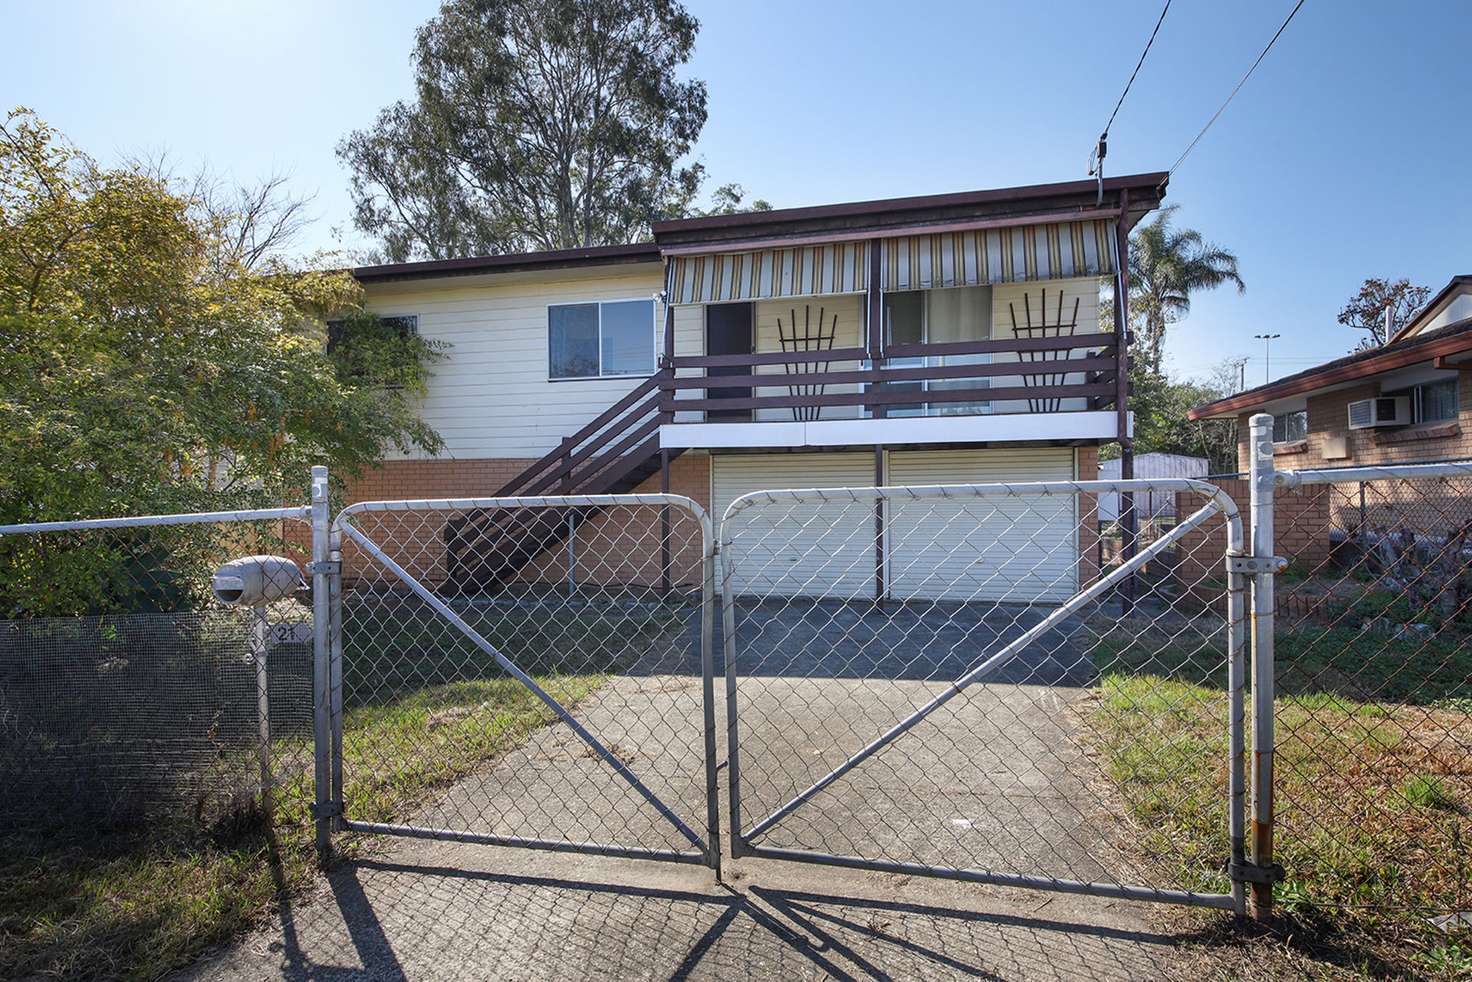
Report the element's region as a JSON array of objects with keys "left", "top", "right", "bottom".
[
  {"left": 352, "top": 242, "right": 660, "bottom": 284},
  {"left": 1386, "top": 274, "right": 1472, "bottom": 344},
  {"left": 651, "top": 172, "right": 1168, "bottom": 249},
  {"left": 1188, "top": 317, "right": 1472, "bottom": 420}
]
